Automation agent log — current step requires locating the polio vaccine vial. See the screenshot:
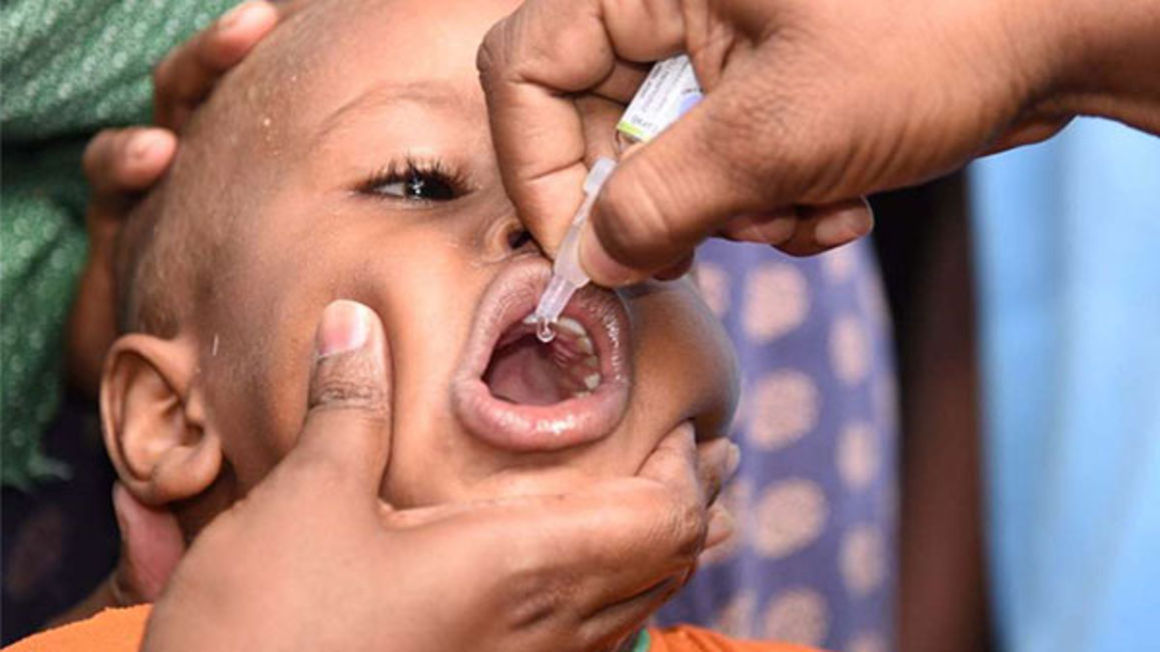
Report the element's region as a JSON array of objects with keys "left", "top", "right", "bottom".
[
  {"left": 616, "top": 54, "right": 703, "bottom": 147},
  {"left": 531, "top": 55, "right": 704, "bottom": 334}
]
